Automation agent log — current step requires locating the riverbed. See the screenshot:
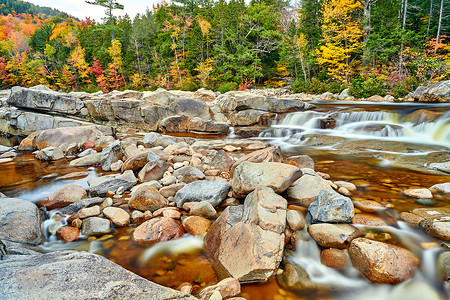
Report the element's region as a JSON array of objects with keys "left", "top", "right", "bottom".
[{"left": 1, "top": 101, "right": 449, "bottom": 300}]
